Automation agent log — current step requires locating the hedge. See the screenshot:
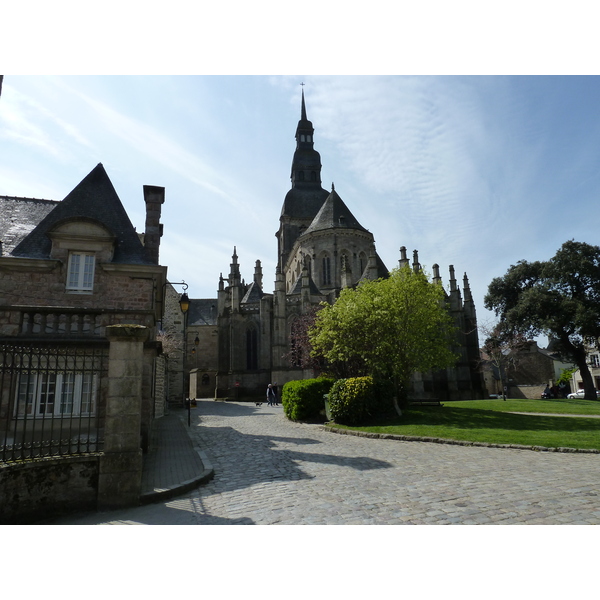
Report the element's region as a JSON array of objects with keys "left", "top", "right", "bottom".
[{"left": 282, "top": 377, "right": 335, "bottom": 422}]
